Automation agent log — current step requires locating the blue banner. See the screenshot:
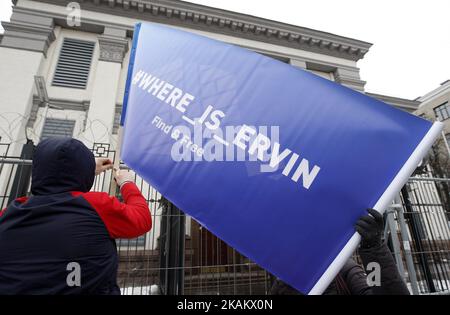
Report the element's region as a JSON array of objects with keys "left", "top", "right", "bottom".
[{"left": 120, "top": 22, "right": 441, "bottom": 294}]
